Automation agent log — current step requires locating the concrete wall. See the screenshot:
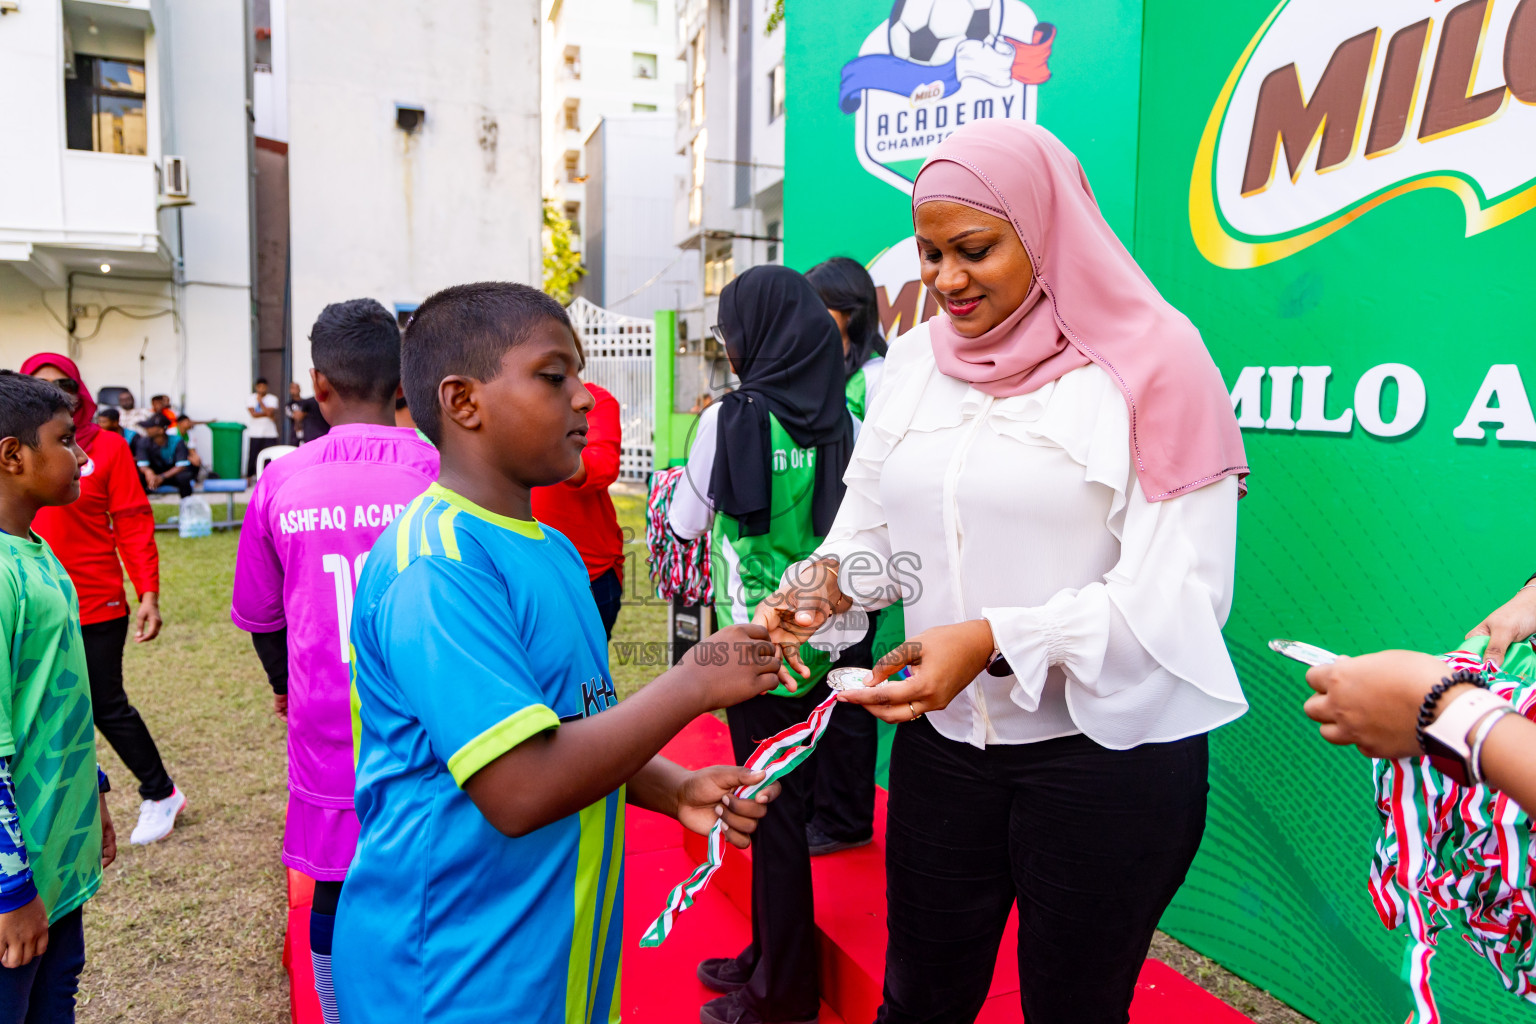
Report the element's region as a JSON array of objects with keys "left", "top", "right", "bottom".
[
  {"left": 0, "top": 0, "right": 254, "bottom": 428},
  {"left": 585, "top": 114, "right": 693, "bottom": 319},
  {"left": 285, "top": 0, "right": 544, "bottom": 380}
]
